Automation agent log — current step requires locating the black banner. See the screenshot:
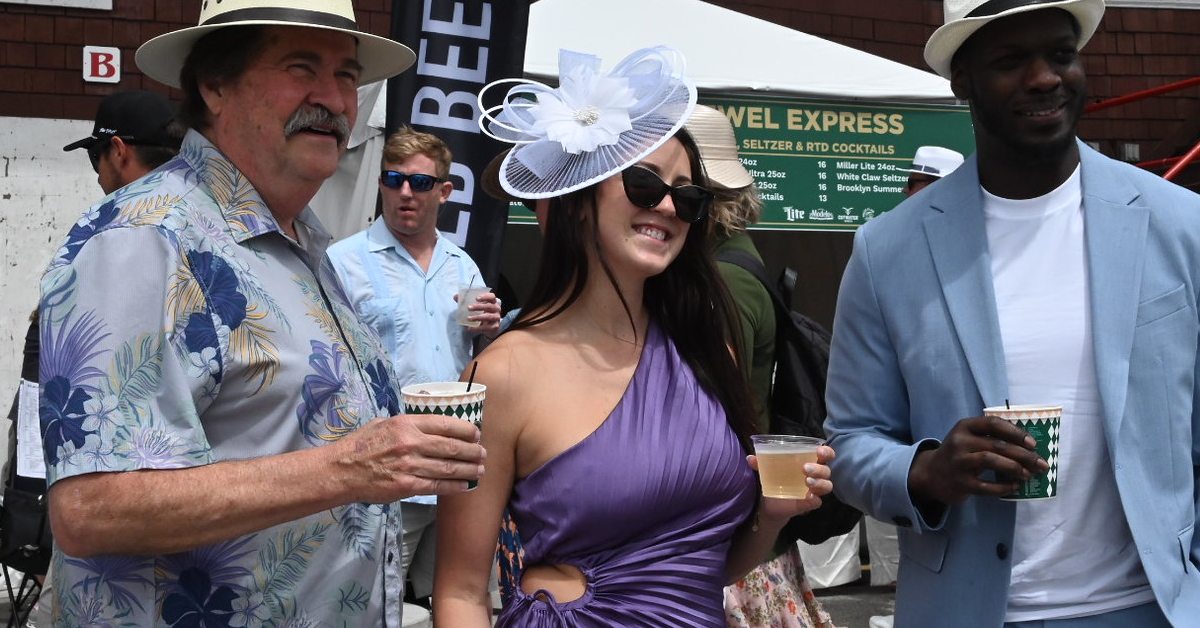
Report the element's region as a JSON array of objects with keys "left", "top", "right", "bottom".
[{"left": 387, "top": 0, "right": 530, "bottom": 286}]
